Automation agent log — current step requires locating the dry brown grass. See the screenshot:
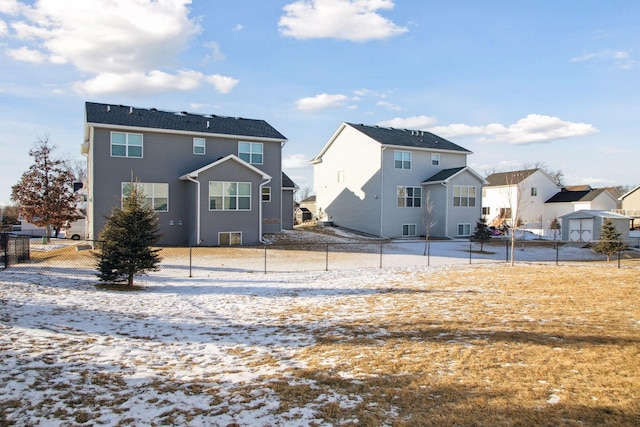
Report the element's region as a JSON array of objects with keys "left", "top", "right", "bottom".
[{"left": 262, "top": 264, "right": 640, "bottom": 426}]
